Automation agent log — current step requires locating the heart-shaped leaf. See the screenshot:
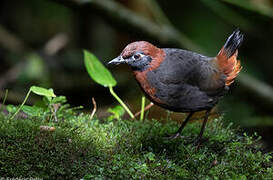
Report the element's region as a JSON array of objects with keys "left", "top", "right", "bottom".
[{"left": 84, "top": 50, "right": 117, "bottom": 87}]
